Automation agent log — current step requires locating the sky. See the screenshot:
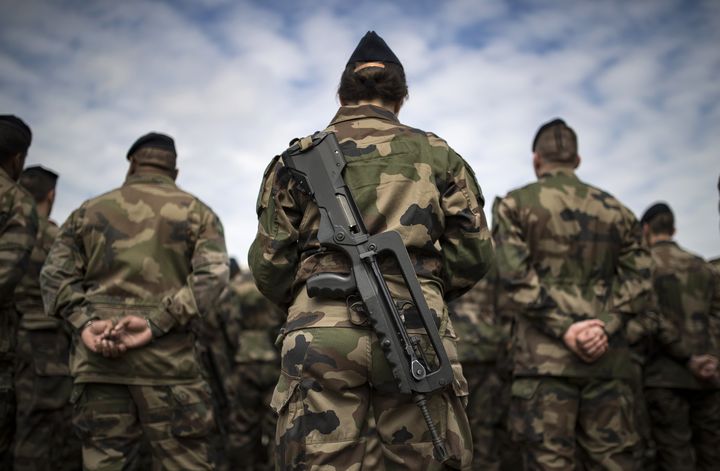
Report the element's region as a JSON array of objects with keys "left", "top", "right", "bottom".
[{"left": 1, "top": 0, "right": 719, "bottom": 264}]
